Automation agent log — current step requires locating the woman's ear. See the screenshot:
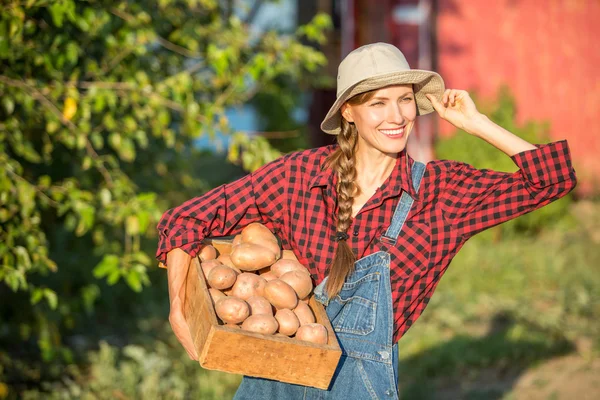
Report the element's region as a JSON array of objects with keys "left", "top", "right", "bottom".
[{"left": 341, "top": 104, "right": 354, "bottom": 123}]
